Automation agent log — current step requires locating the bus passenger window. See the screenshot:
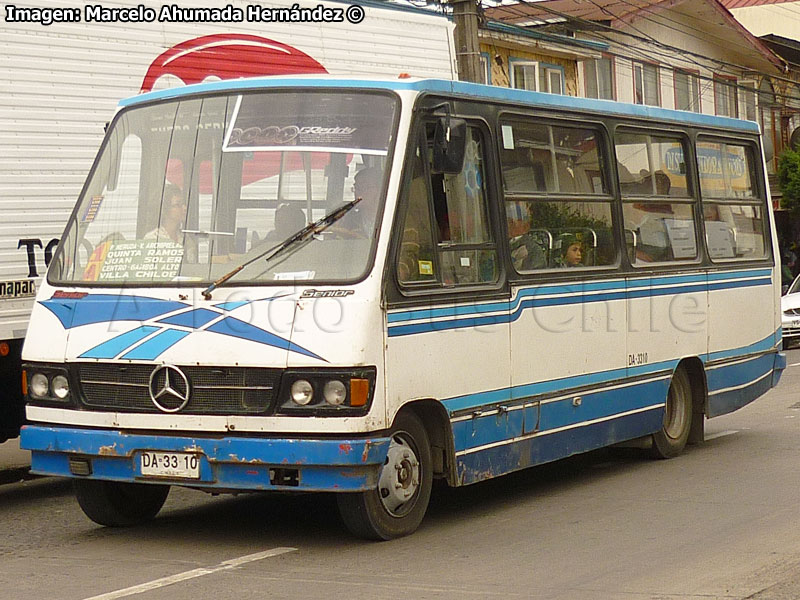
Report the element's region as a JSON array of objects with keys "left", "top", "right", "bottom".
[
  {"left": 698, "top": 140, "right": 766, "bottom": 261},
  {"left": 500, "top": 121, "right": 607, "bottom": 196},
  {"left": 616, "top": 131, "right": 697, "bottom": 264}
]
